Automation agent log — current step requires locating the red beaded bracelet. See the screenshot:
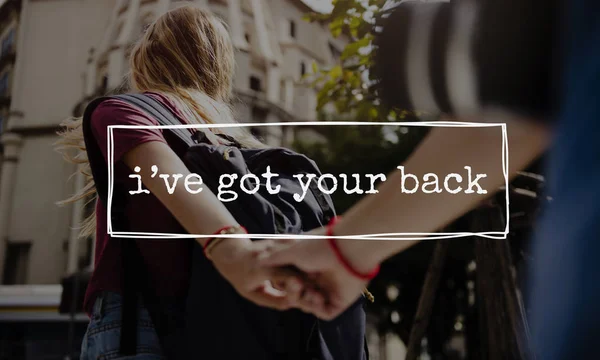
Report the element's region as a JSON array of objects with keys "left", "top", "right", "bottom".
[{"left": 325, "top": 217, "right": 380, "bottom": 281}]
